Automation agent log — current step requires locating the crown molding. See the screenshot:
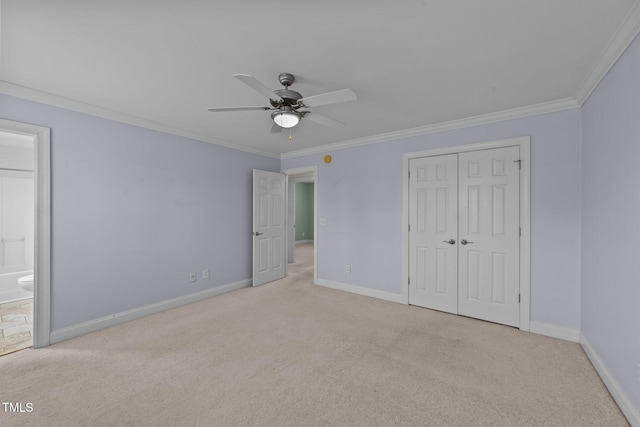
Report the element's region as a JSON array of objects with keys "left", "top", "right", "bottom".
[
  {"left": 574, "top": 0, "right": 640, "bottom": 105},
  {"left": 0, "top": 80, "right": 280, "bottom": 159},
  {"left": 1, "top": 79, "right": 580, "bottom": 162},
  {"left": 281, "top": 97, "right": 579, "bottom": 159}
]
